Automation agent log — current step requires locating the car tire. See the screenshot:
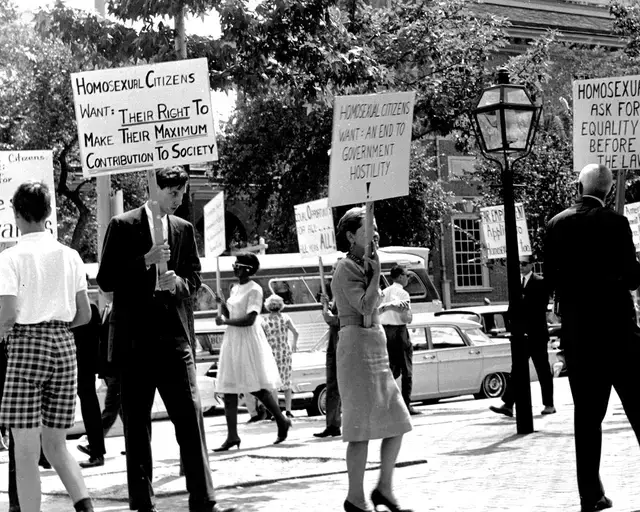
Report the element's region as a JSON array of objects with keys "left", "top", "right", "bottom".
[
  {"left": 474, "top": 372, "right": 507, "bottom": 399},
  {"left": 306, "top": 385, "right": 327, "bottom": 417}
]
